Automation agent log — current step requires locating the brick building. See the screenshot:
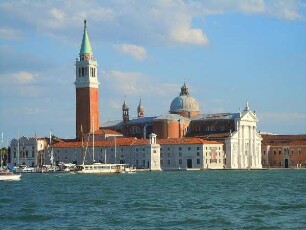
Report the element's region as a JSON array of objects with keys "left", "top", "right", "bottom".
[{"left": 261, "top": 134, "right": 306, "bottom": 168}]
